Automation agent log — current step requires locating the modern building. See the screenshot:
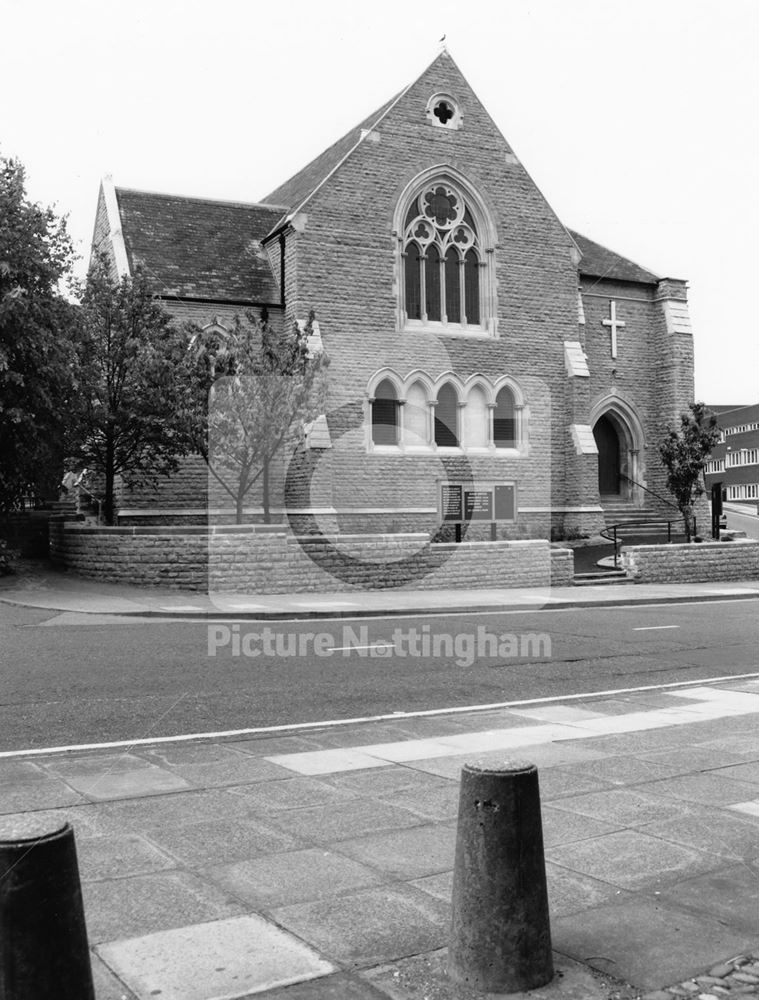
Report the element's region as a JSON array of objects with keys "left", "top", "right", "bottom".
[{"left": 705, "top": 403, "right": 759, "bottom": 504}]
